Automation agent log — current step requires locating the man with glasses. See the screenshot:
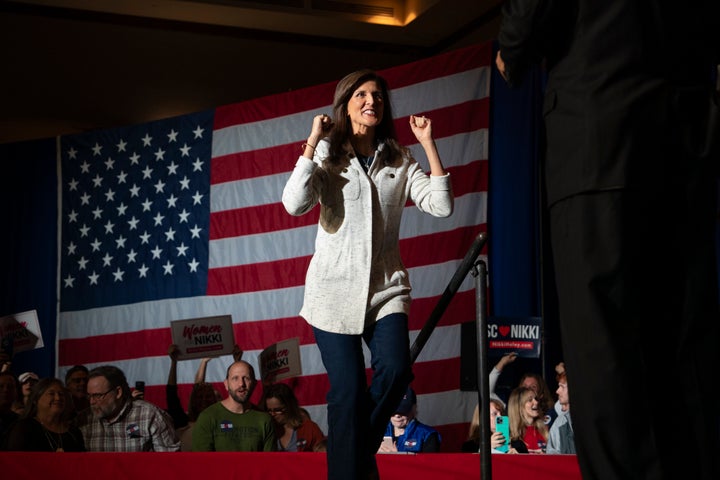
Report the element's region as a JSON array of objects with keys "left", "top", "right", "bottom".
[
  {"left": 192, "top": 360, "right": 275, "bottom": 452},
  {"left": 78, "top": 365, "right": 180, "bottom": 451}
]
